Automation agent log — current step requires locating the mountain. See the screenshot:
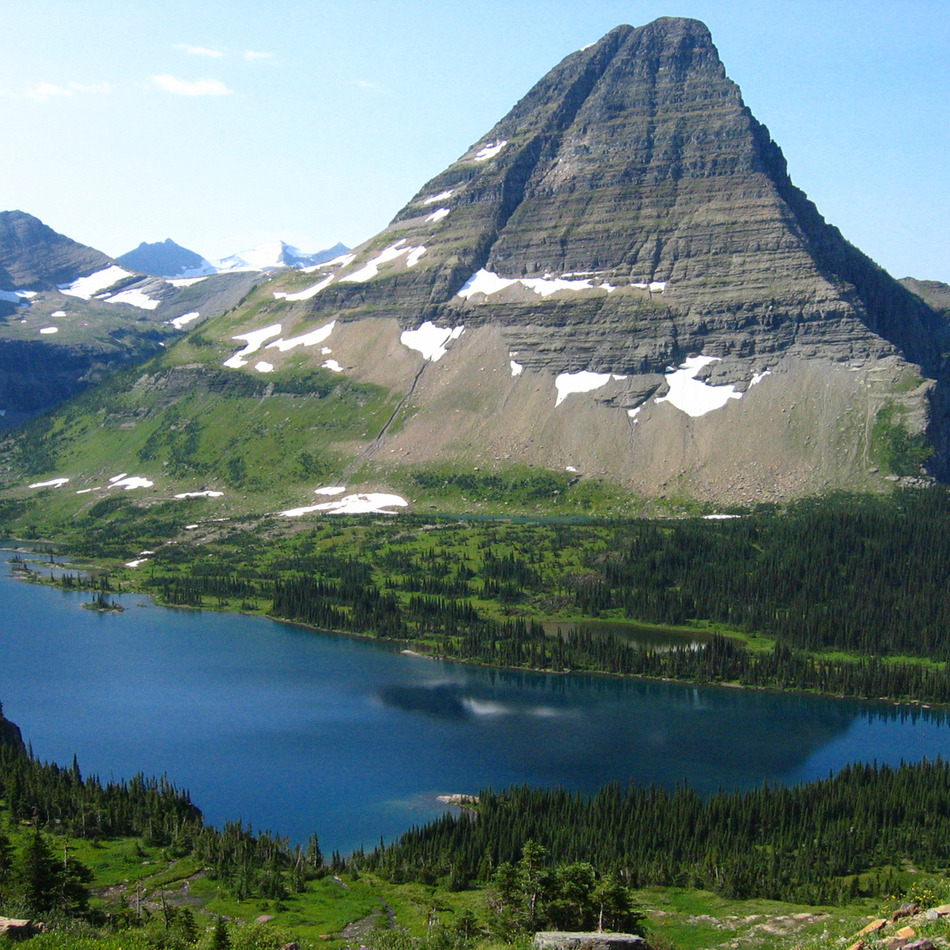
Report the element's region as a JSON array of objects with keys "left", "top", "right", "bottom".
[
  {"left": 117, "top": 239, "right": 217, "bottom": 279},
  {"left": 0, "top": 212, "right": 257, "bottom": 428},
  {"left": 215, "top": 240, "right": 350, "bottom": 273},
  {"left": 117, "top": 239, "right": 350, "bottom": 277},
  {"left": 0, "top": 210, "right": 114, "bottom": 297},
  {"left": 3, "top": 18, "right": 949, "bottom": 517}
]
